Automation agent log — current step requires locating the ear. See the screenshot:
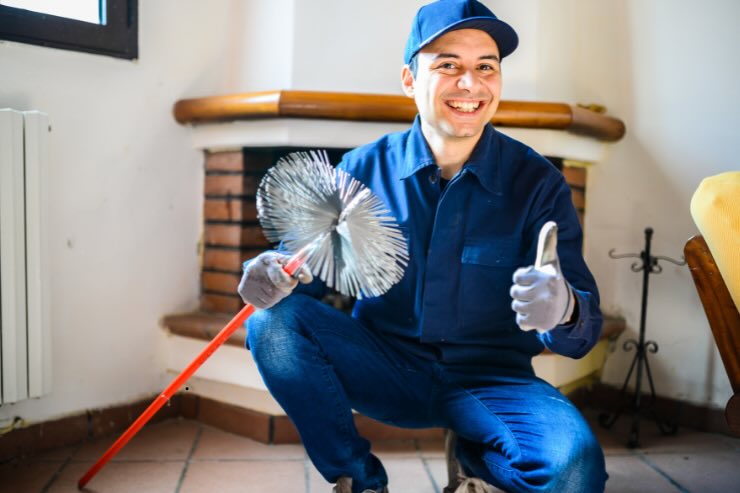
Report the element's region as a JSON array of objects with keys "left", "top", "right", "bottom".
[{"left": 401, "top": 65, "right": 415, "bottom": 98}]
